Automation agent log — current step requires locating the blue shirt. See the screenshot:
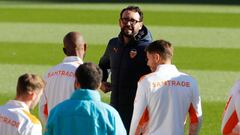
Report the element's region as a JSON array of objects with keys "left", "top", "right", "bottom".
[{"left": 44, "top": 89, "right": 126, "bottom": 135}]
